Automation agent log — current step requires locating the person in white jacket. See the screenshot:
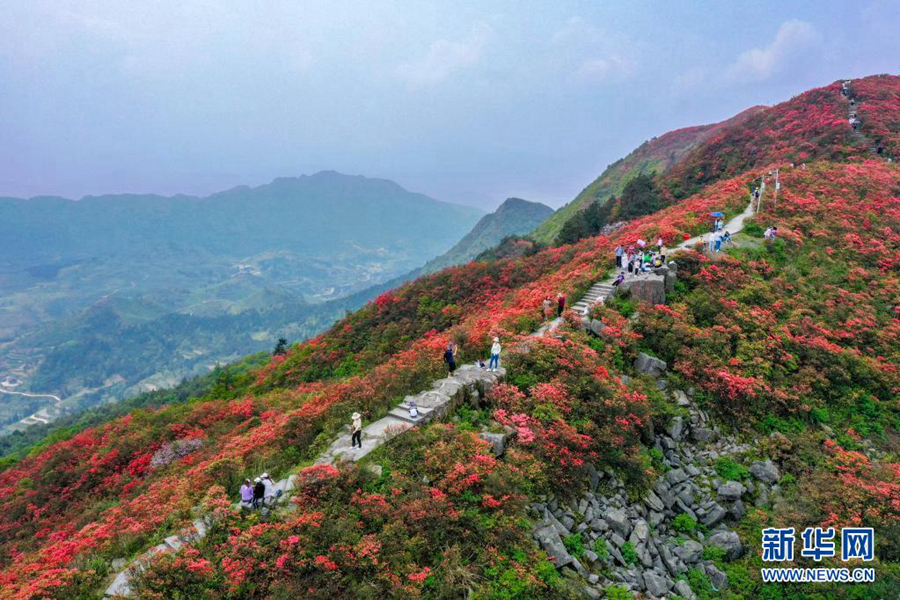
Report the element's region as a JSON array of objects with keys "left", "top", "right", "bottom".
[{"left": 489, "top": 337, "right": 502, "bottom": 371}]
